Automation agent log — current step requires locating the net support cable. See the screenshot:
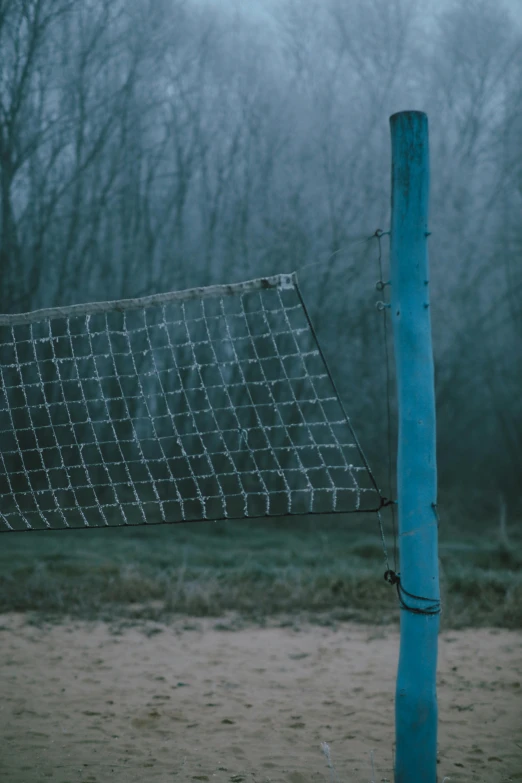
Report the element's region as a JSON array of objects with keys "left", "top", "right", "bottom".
[{"left": 0, "top": 274, "right": 384, "bottom": 532}]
